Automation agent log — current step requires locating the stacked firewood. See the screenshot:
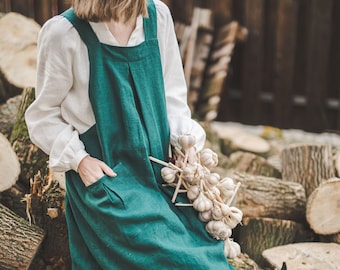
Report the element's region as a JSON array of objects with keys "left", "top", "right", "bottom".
[{"left": 207, "top": 121, "right": 340, "bottom": 269}]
